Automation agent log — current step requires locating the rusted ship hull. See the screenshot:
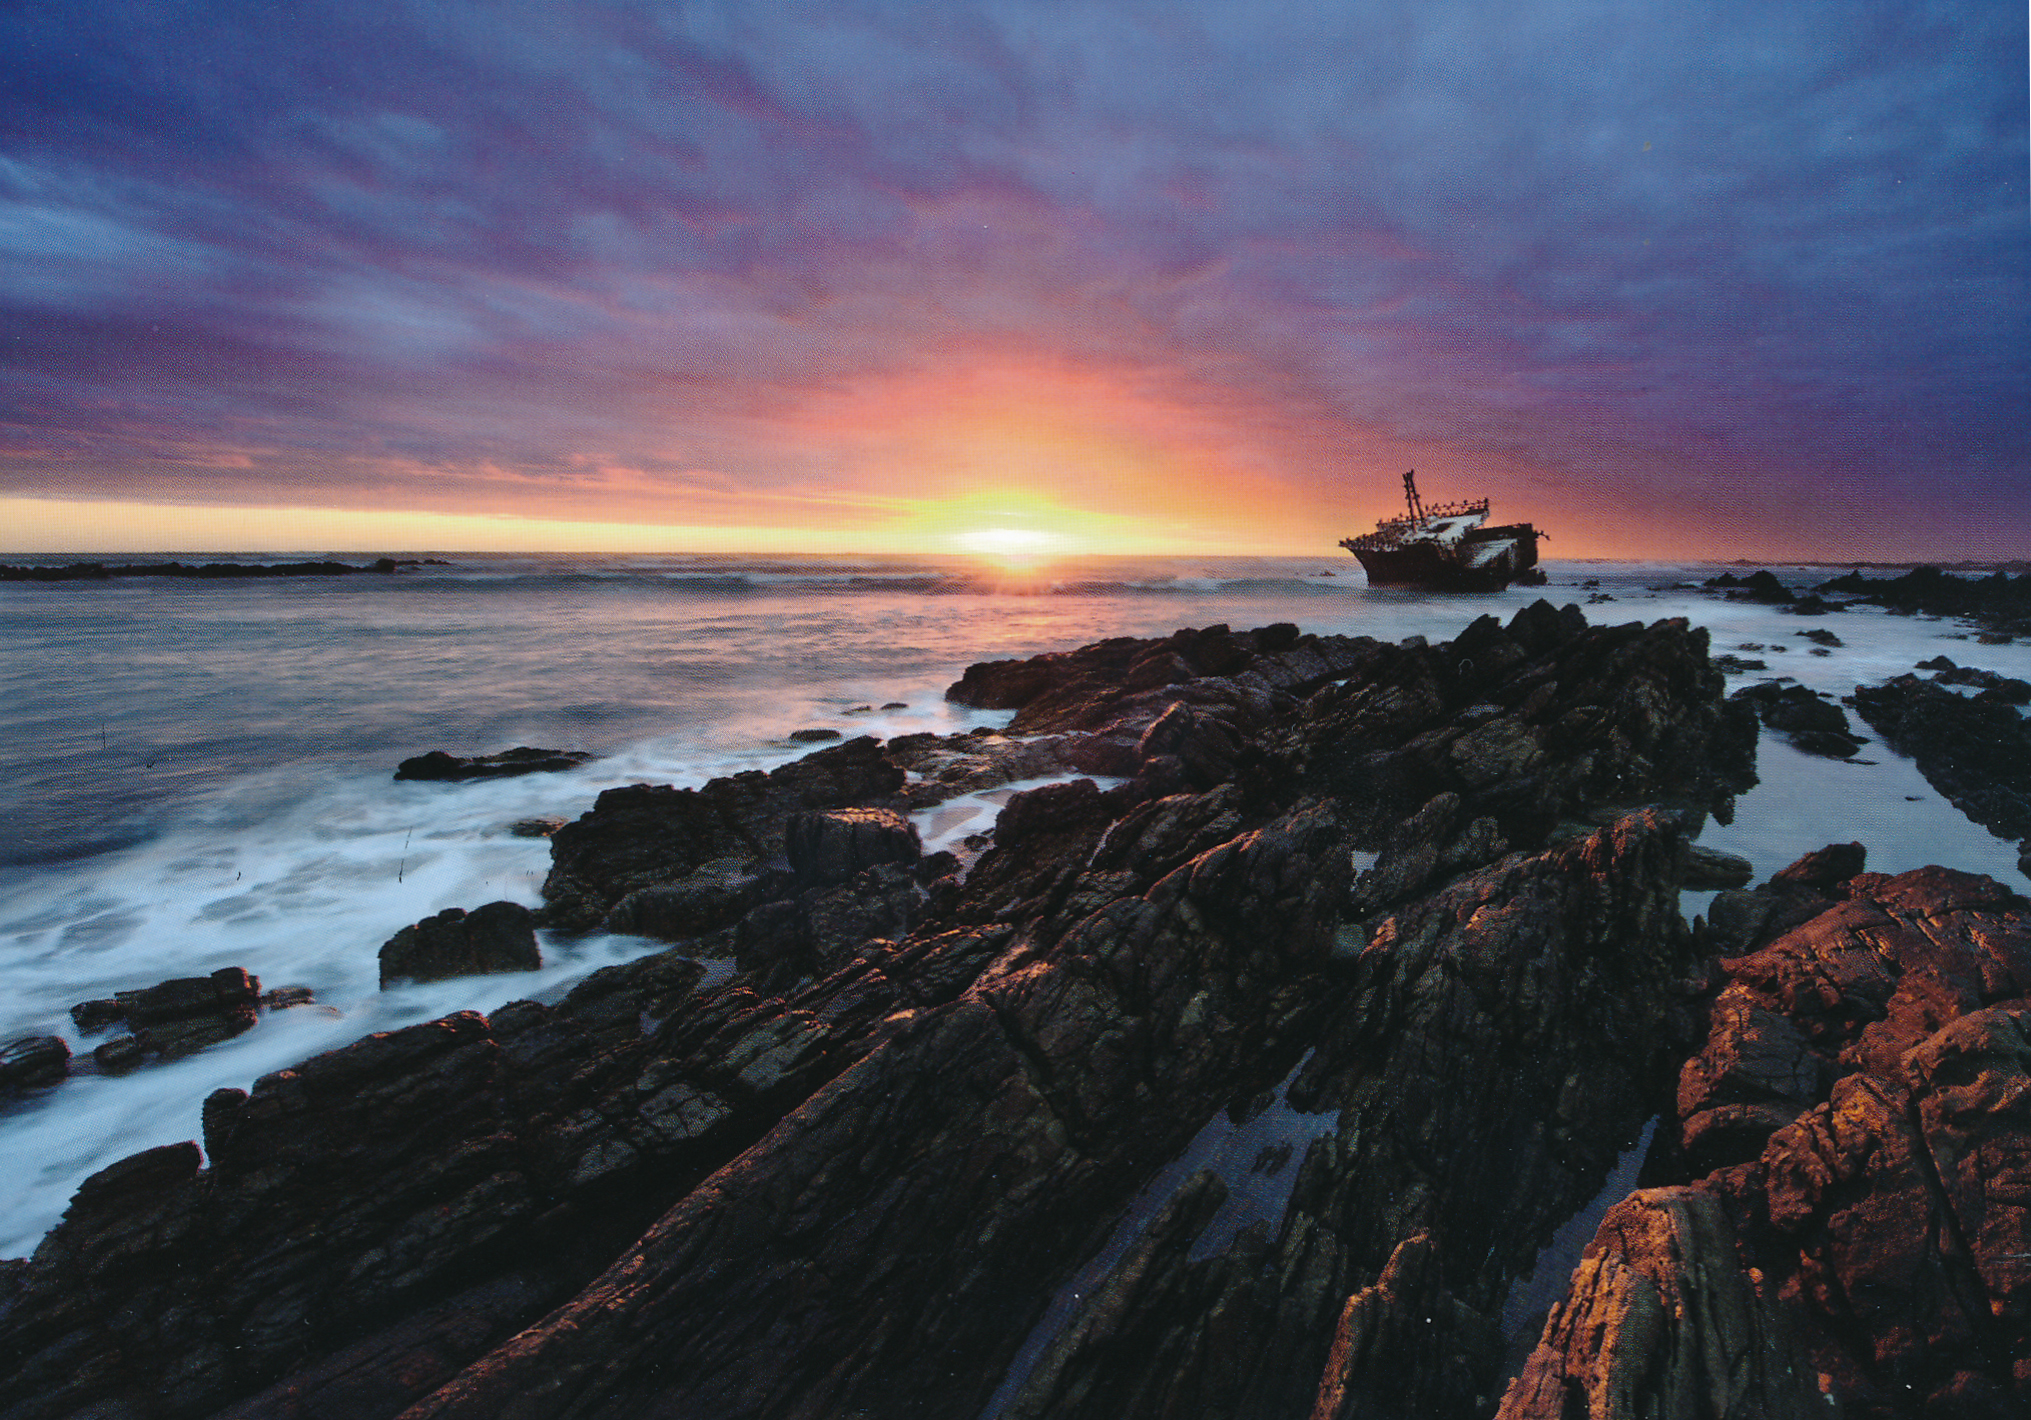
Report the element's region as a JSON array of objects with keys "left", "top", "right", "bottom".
[
  {"left": 1349, "top": 521, "right": 1544, "bottom": 591},
  {"left": 1340, "top": 471, "right": 1546, "bottom": 591}
]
